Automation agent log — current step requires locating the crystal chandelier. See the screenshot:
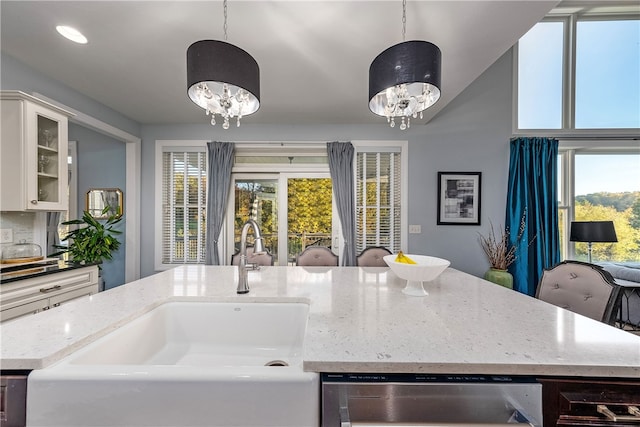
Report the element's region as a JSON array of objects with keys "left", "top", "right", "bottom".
[
  {"left": 368, "top": 0, "right": 441, "bottom": 130},
  {"left": 186, "top": 0, "right": 260, "bottom": 129}
]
